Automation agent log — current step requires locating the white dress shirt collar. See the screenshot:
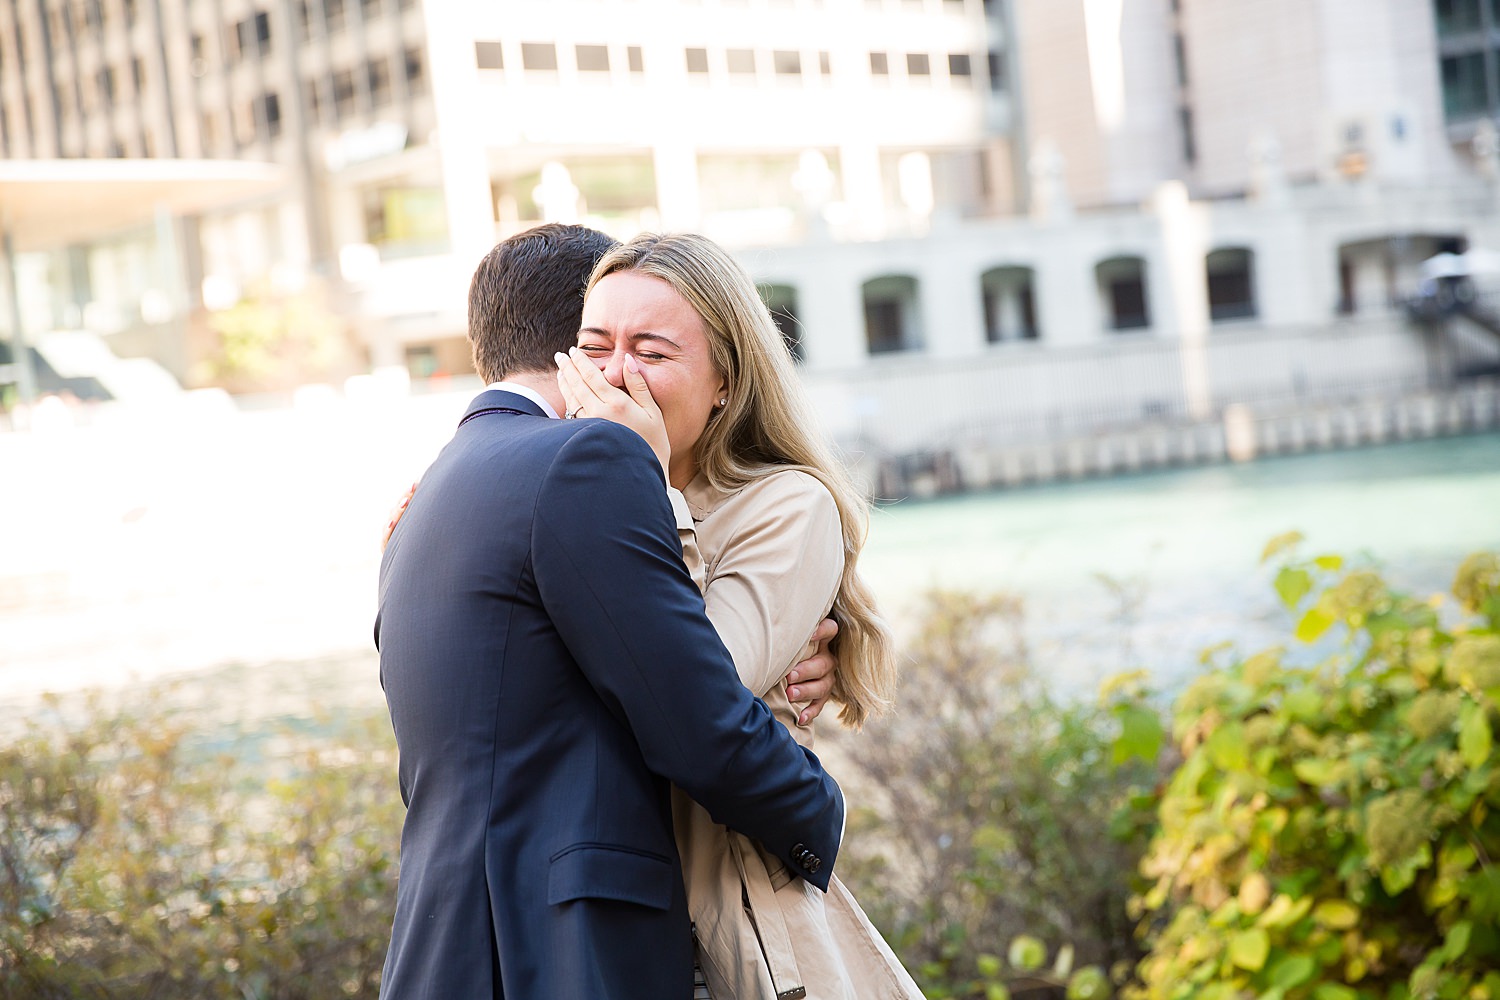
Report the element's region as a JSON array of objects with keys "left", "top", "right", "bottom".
[{"left": 484, "top": 381, "right": 560, "bottom": 420}]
